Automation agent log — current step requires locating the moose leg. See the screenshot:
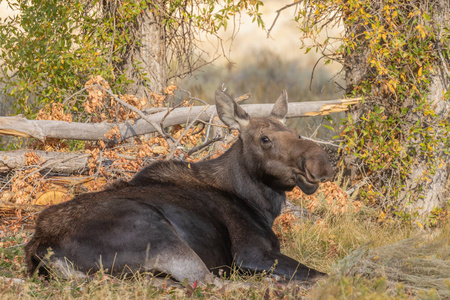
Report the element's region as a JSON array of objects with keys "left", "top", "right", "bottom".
[
  {"left": 235, "top": 250, "right": 324, "bottom": 282},
  {"left": 36, "top": 234, "right": 213, "bottom": 284},
  {"left": 108, "top": 207, "right": 214, "bottom": 283},
  {"left": 144, "top": 239, "right": 214, "bottom": 284}
]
